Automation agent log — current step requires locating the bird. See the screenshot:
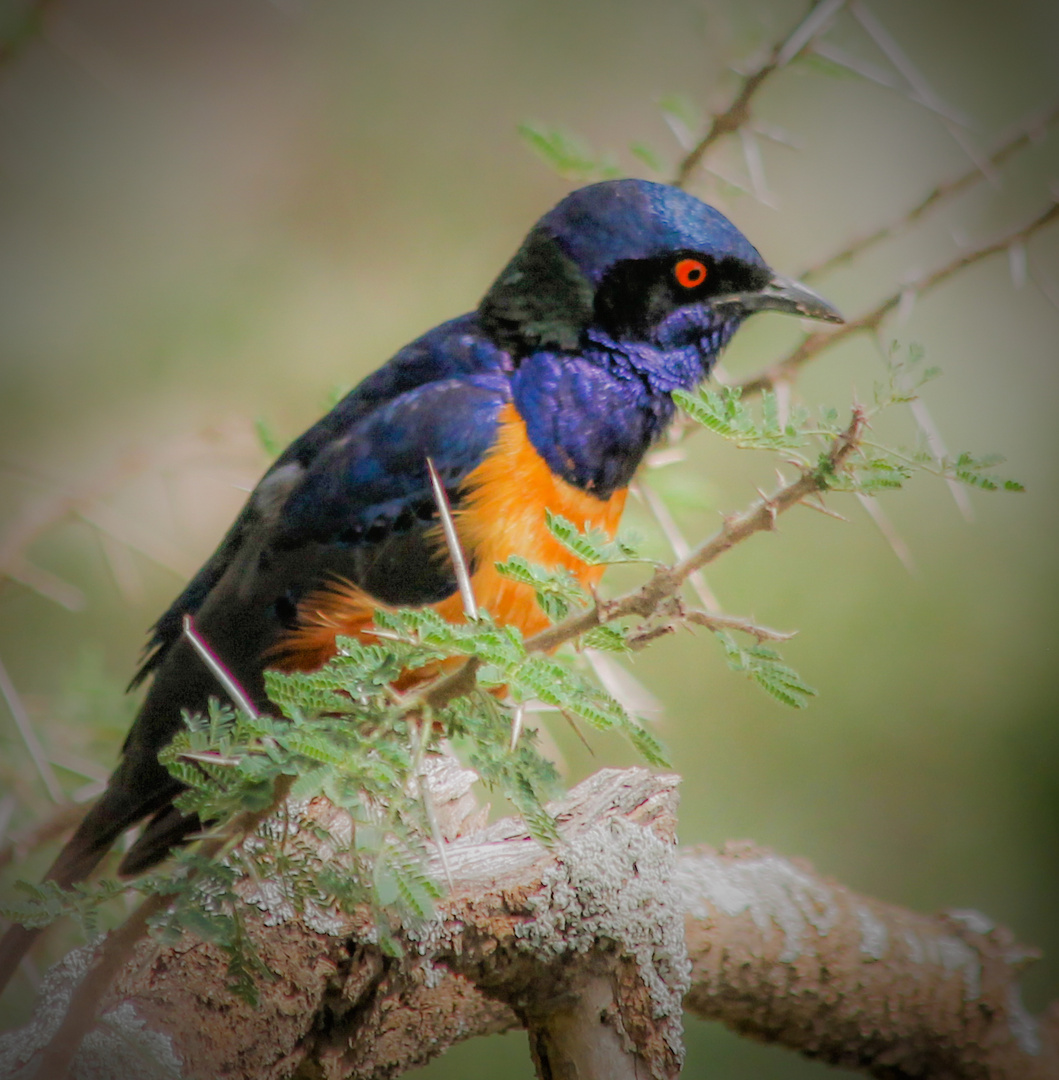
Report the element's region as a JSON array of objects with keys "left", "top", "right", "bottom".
[{"left": 0, "top": 178, "right": 841, "bottom": 991}]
